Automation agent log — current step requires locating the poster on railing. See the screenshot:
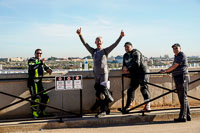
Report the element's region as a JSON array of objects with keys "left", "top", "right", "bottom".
[
  {"left": 74, "top": 75, "right": 82, "bottom": 89},
  {"left": 55, "top": 76, "right": 65, "bottom": 90},
  {"left": 65, "top": 76, "right": 73, "bottom": 89},
  {"left": 55, "top": 75, "right": 82, "bottom": 90}
]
